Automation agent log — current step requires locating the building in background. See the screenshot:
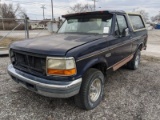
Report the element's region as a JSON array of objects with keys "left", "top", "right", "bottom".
[
  {"left": 30, "top": 17, "right": 63, "bottom": 32},
  {"left": 30, "top": 20, "right": 49, "bottom": 29},
  {"left": 47, "top": 17, "right": 63, "bottom": 32}
]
